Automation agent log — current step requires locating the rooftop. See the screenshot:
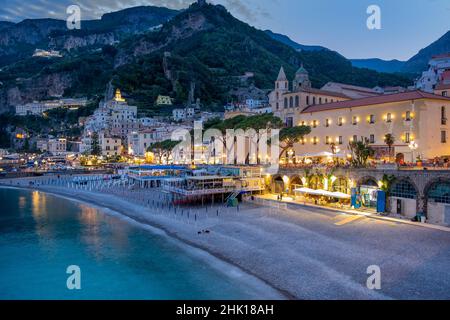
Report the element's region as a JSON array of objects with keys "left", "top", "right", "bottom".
[{"left": 301, "top": 90, "right": 450, "bottom": 114}]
